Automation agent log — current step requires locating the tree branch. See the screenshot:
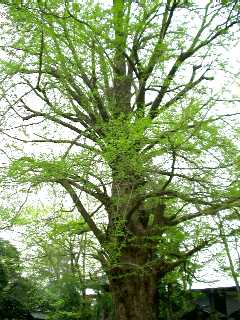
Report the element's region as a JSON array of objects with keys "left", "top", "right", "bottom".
[{"left": 60, "top": 180, "right": 105, "bottom": 243}]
